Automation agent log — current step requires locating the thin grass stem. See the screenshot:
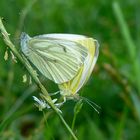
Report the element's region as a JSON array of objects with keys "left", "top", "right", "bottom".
[
  {"left": 113, "top": 1, "right": 140, "bottom": 94},
  {"left": 0, "top": 18, "right": 78, "bottom": 140}
]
